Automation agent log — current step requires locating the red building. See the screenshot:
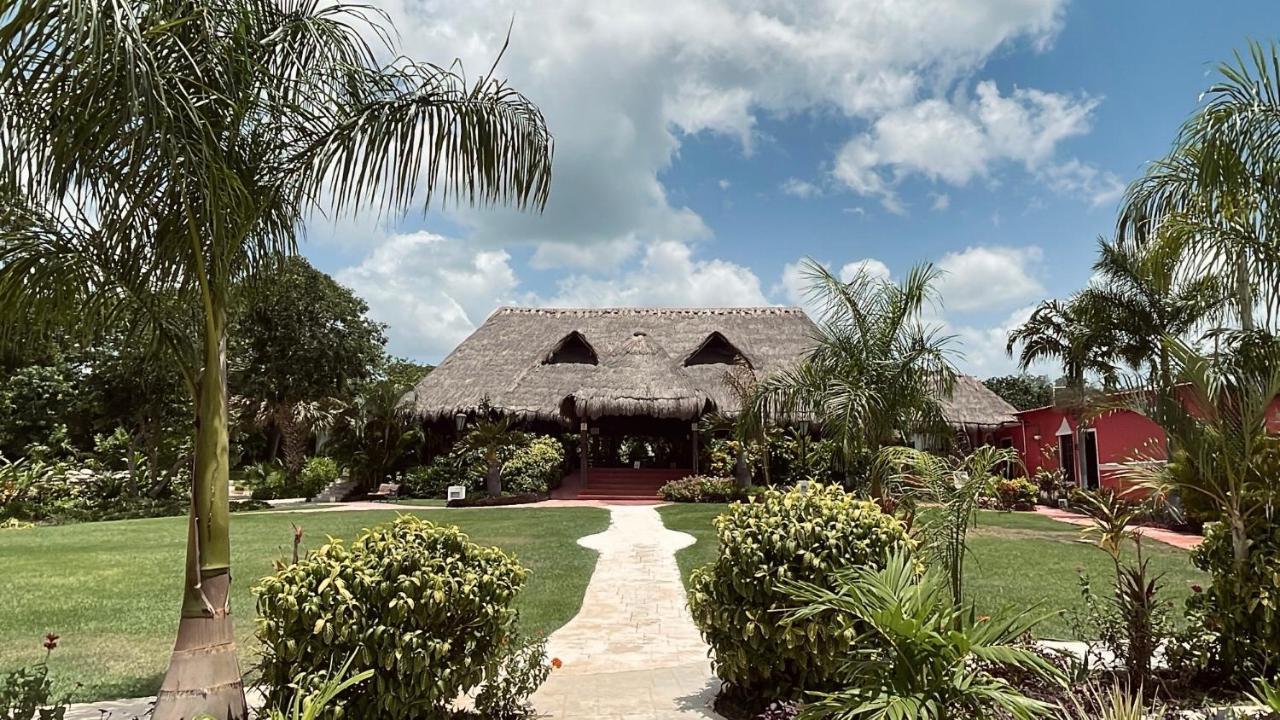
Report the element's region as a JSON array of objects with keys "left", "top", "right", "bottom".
[{"left": 1007, "top": 391, "right": 1280, "bottom": 494}]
